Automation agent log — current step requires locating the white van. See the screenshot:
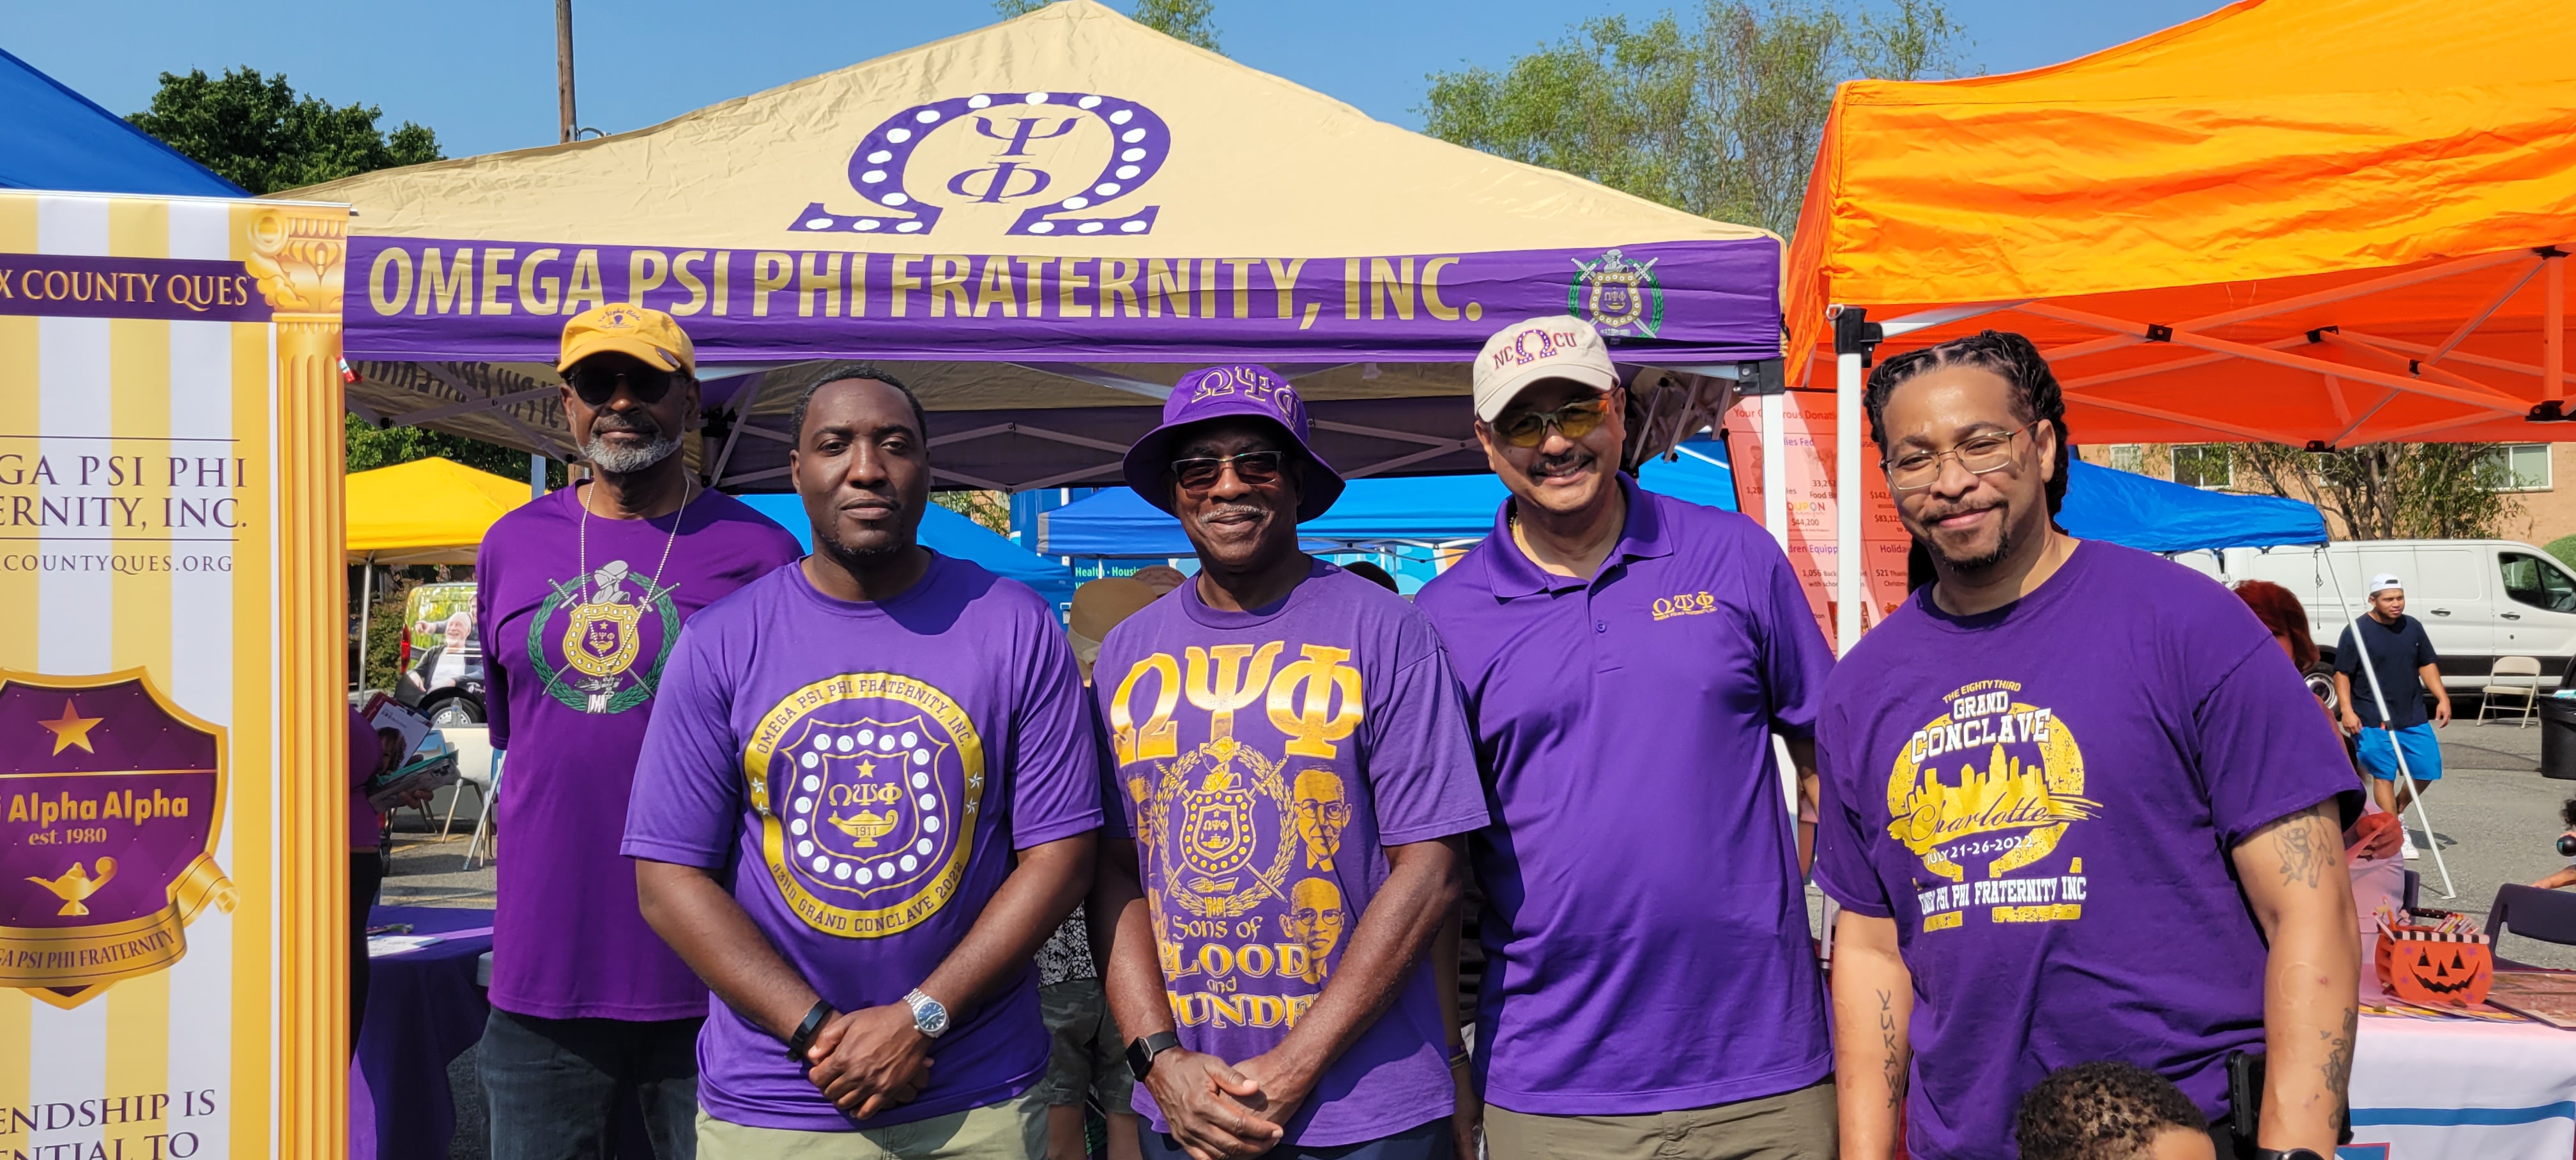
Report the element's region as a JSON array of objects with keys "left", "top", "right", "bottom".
[{"left": 2174, "top": 540, "right": 2576, "bottom": 703}]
